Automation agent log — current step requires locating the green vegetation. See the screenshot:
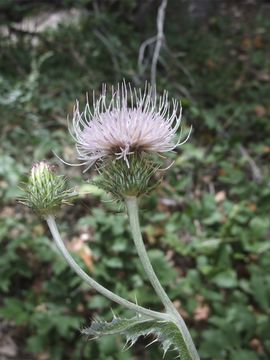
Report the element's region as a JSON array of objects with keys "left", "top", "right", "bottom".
[{"left": 0, "top": 1, "right": 270, "bottom": 359}]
